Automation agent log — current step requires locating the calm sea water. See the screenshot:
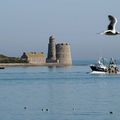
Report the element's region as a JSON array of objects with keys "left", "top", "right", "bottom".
[{"left": 0, "top": 61, "right": 120, "bottom": 120}]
